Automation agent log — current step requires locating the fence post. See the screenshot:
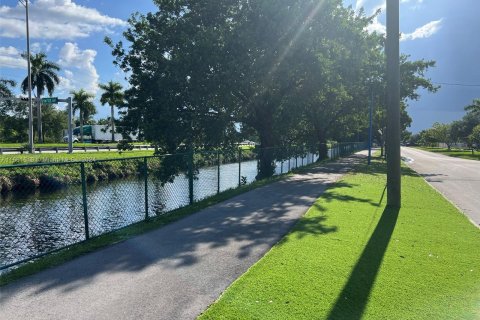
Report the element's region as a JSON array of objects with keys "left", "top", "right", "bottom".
[
  {"left": 238, "top": 148, "right": 242, "bottom": 187},
  {"left": 188, "top": 149, "right": 194, "bottom": 205},
  {"left": 144, "top": 157, "right": 149, "bottom": 220},
  {"left": 281, "top": 160, "right": 283, "bottom": 174},
  {"left": 80, "top": 162, "right": 90, "bottom": 240},
  {"left": 217, "top": 150, "right": 220, "bottom": 194}
]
